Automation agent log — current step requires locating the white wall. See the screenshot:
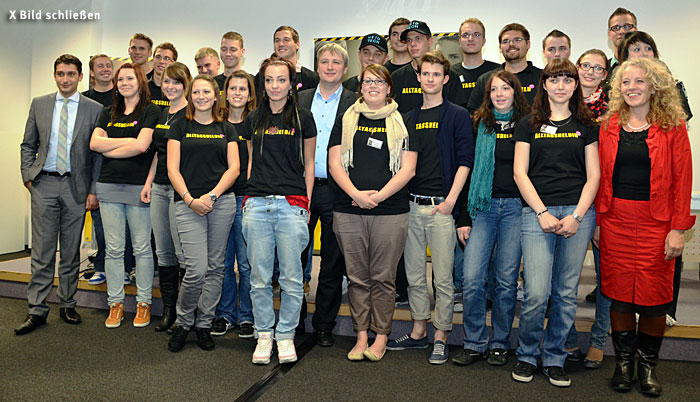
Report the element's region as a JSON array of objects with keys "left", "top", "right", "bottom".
[{"left": 3, "top": 0, "right": 699, "bottom": 252}]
